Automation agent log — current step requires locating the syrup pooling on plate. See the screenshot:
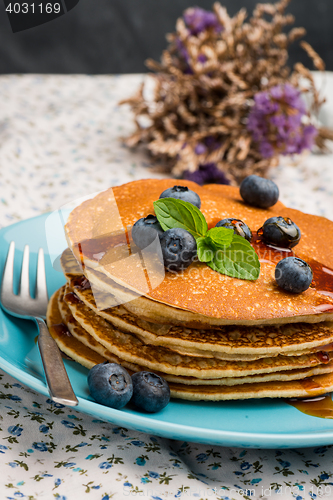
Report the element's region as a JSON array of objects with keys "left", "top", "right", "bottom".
[{"left": 286, "top": 394, "right": 333, "bottom": 419}]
